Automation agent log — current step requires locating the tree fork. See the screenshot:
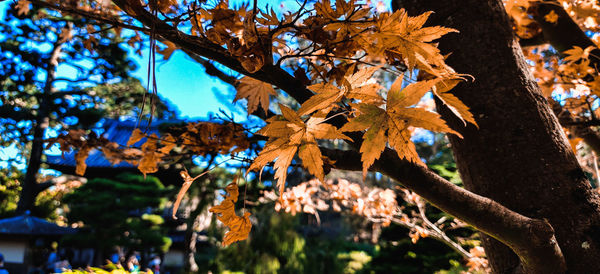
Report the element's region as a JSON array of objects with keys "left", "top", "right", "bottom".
[
  {"left": 525, "top": 1, "right": 600, "bottom": 156},
  {"left": 393, "top": 0, "right": 600, "bottom": 272}
]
